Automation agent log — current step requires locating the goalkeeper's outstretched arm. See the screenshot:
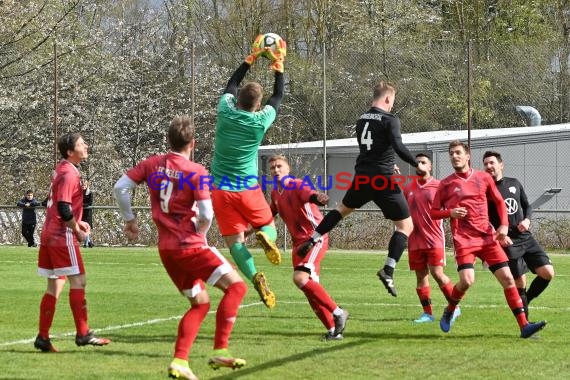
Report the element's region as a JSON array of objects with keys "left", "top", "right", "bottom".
[
  {"left": 223, "top": 62, "right": 250, "bottom": 96},
  {"left": 267, "top": 71, "right": 284, "bottom": 113}
]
